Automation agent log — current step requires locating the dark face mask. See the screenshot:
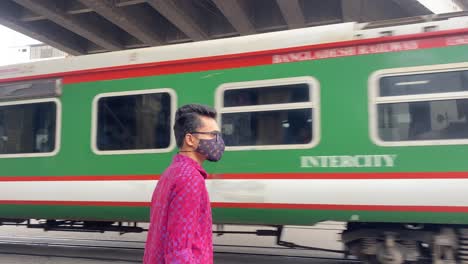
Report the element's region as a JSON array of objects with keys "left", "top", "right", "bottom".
[{"left": 195, "top": 135, "right": 225, "bottom": 162}]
